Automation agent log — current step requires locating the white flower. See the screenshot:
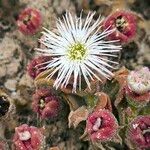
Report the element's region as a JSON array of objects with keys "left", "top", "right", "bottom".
[{"left": 36, "top": 12, "right": 121, "bottom": 92}]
